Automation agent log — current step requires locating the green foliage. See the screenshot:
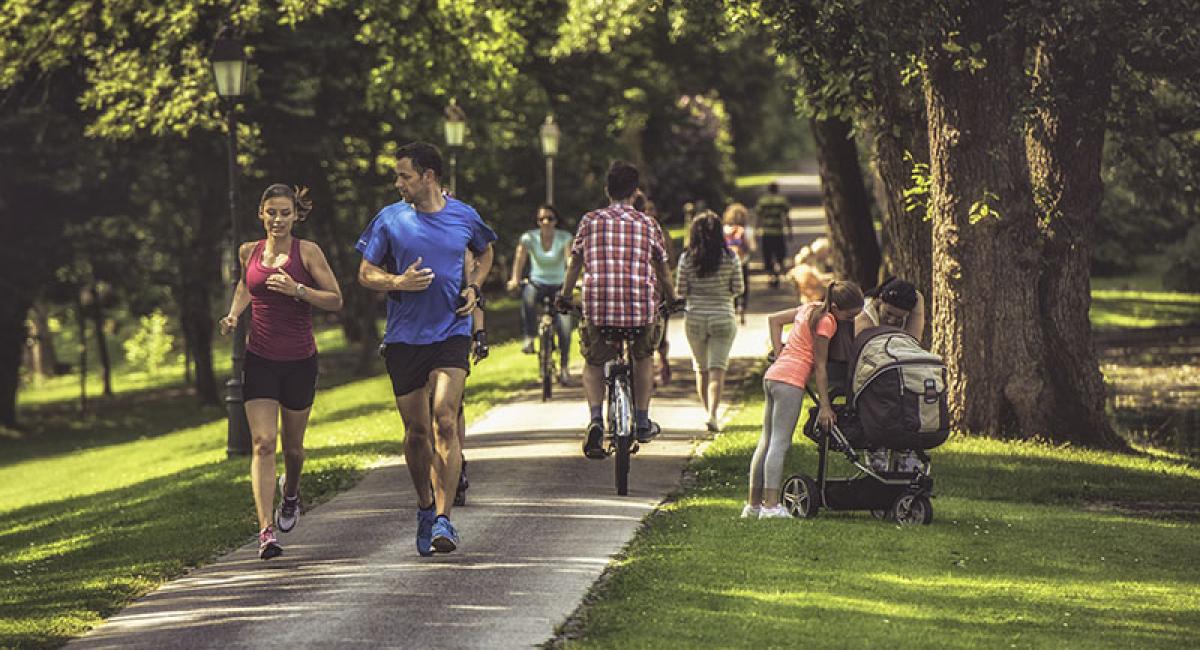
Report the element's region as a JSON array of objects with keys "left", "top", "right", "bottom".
[
  {"left": 968, "top": 190, "right": 1002, "bottom": 224},
  {"left": 903, "top": 151, "right": 931, "bottom": 218},
  {"left": 122, "top": 311, "right": 174, "bottom": 375}
]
